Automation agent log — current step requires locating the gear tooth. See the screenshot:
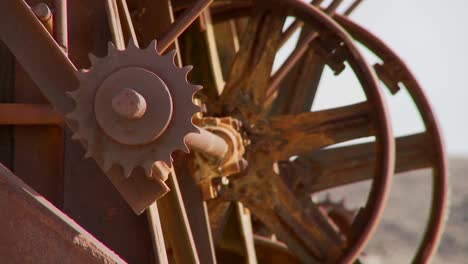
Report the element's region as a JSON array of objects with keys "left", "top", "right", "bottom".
[
  {"left": 107, "top": 41, "right": 118, "bottom": 54},
  {"left": 102, "top": 159, "right": 113, "bottom": 172},
  {"left": 182, "top": 144, "right": 190, "bottom": 154},
  {"left": 188, "top": 85, "right": 202, "bottom": 100},
  {"left": 181, "top": 136, "right": 192, "bottom": 154},
  {"left": 88, "top": 53, "right": 99, "bottom": 65},
  {"left": 182, "top": 65, "right": 193, "bottom": 73},
  {"left": 145, "top": 39, "right": 158, "bottom": 53},
  {"left": 127, "top": 38, "right": 139, "bottom": 50},
  {"left": 192, "top": 84, "right": 203, "bottom": 92},
  {"left": 187, "top": 102, "right": 202, "bottom": 114},
  {"left": 71, "top": 131, "right": 82, "bottom": 140},
  {"left": 190, "top": 123, "right": 201, "bottom": 133},
  {"left": 189, "top": 126, "right": 200, "bottom": 135},
  {"left": 164, "top": 50, "right": 177, "bottom": 64},
  {"left": 75, "top": 69, "right": 89, "bottom": 81},
  {"left": 122, "top": 164, "right": 134, "bottom": 178},
  {"left": 65, "top": 111, "right": 78, "bottom": 121},
  {"left": 66, "top": 90, "right": 78, "bottom": 99},
  {"left": 84, "top": 149, "right": 93, "bottom": 159},
  {"left": 159, "top": 154, "right": 172, "bottom": 167},
  {"left": 143, "top": 162, "right": 153, "bottom": 178},
  {"left": 180, "top": 65, "right": 193, "bottom": 80}
]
